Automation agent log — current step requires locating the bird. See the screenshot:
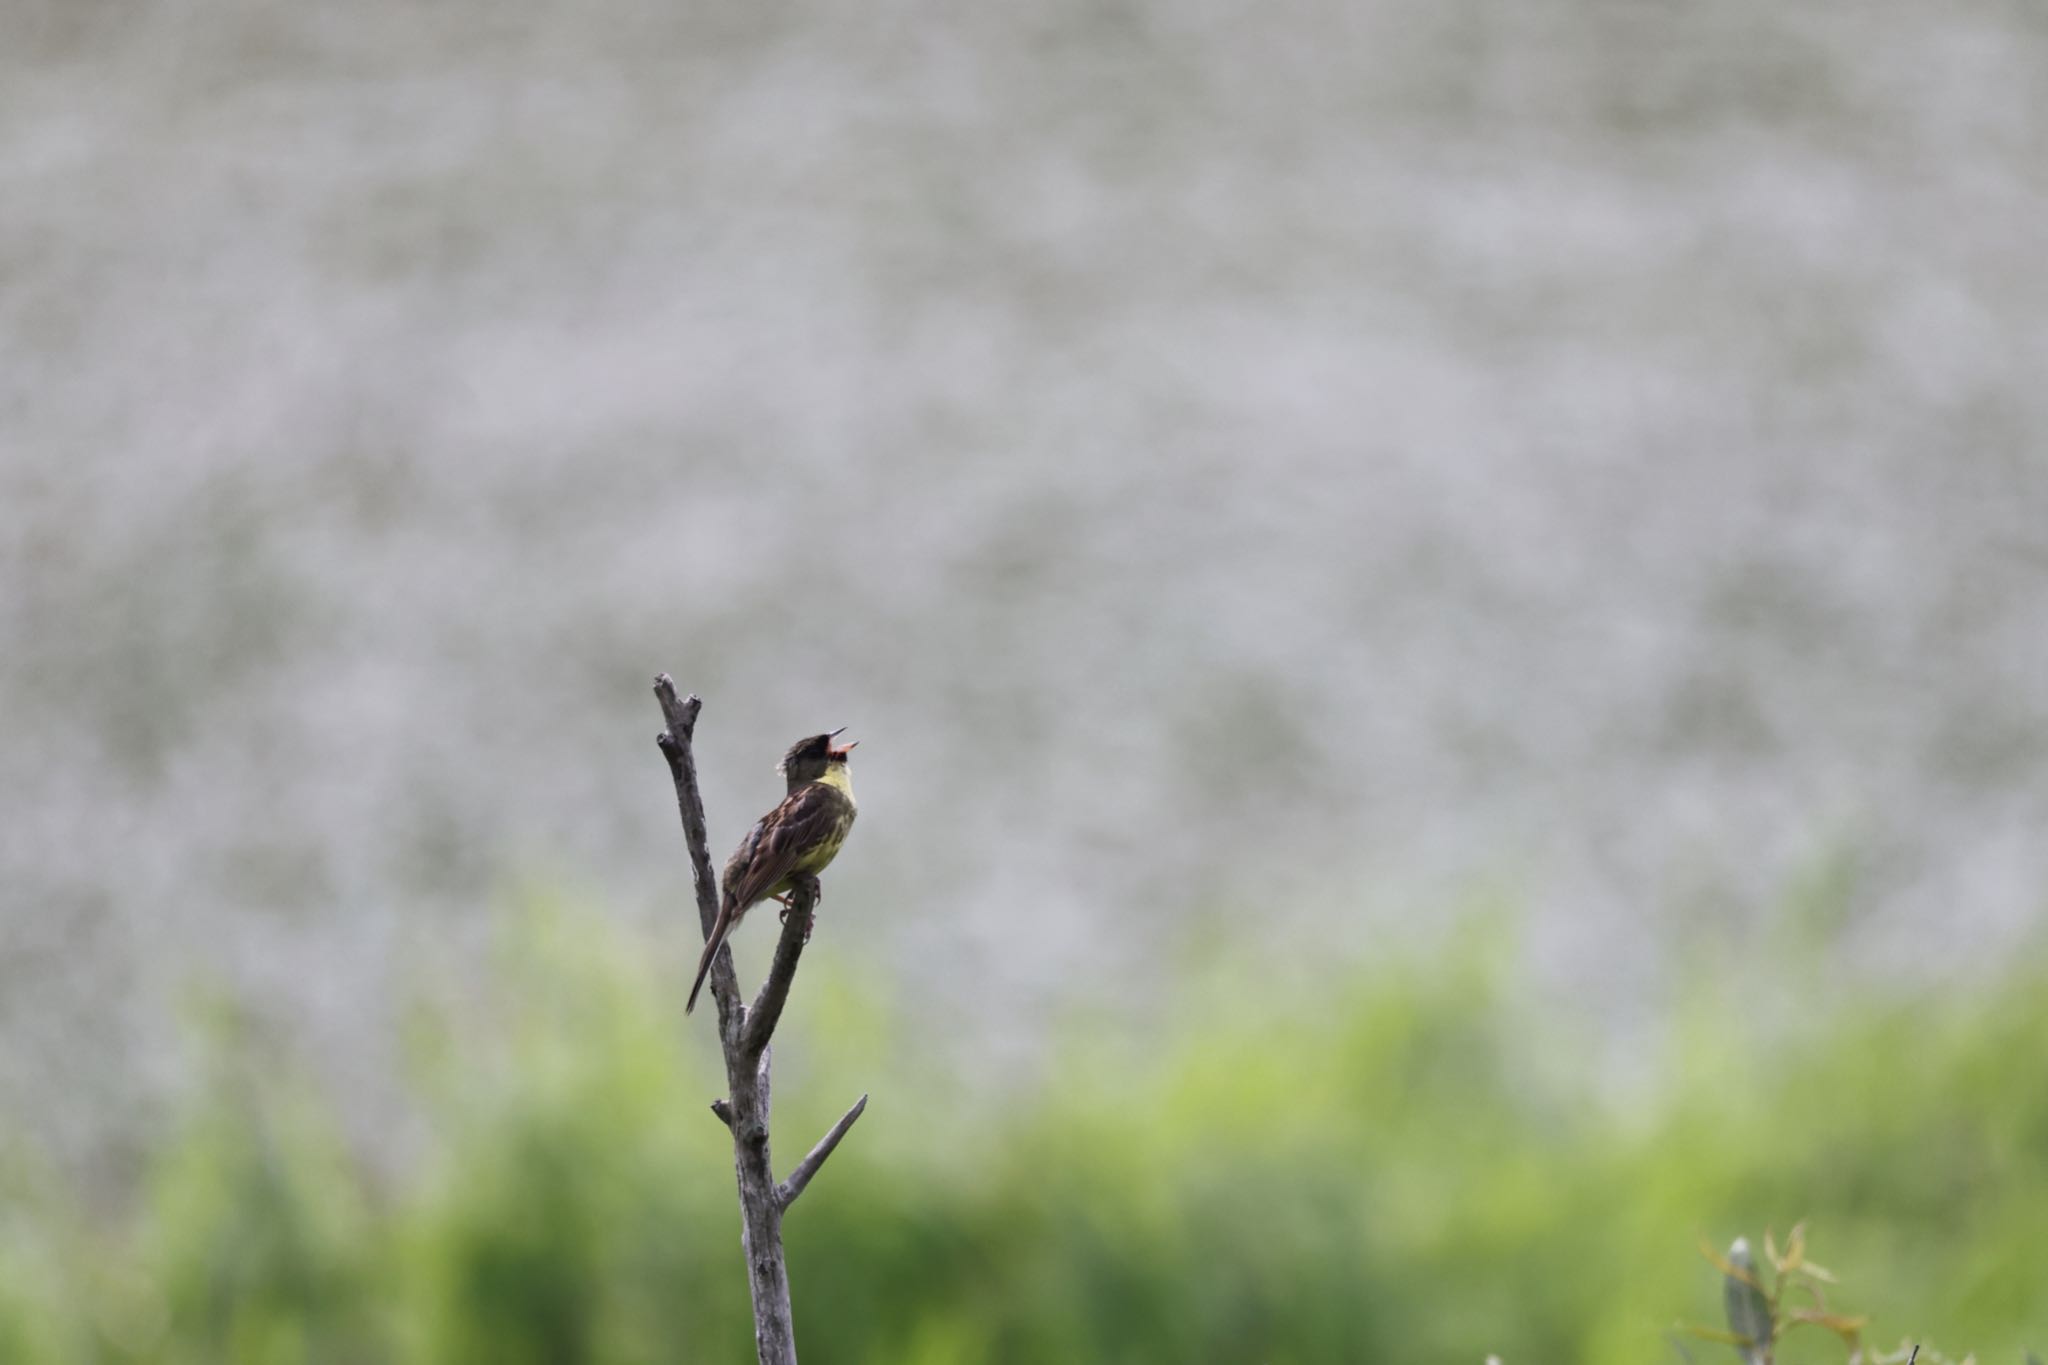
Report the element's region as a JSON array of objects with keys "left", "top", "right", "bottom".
[{"left": 685, "top": 728, "right": 859, "bottom": 1015}]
